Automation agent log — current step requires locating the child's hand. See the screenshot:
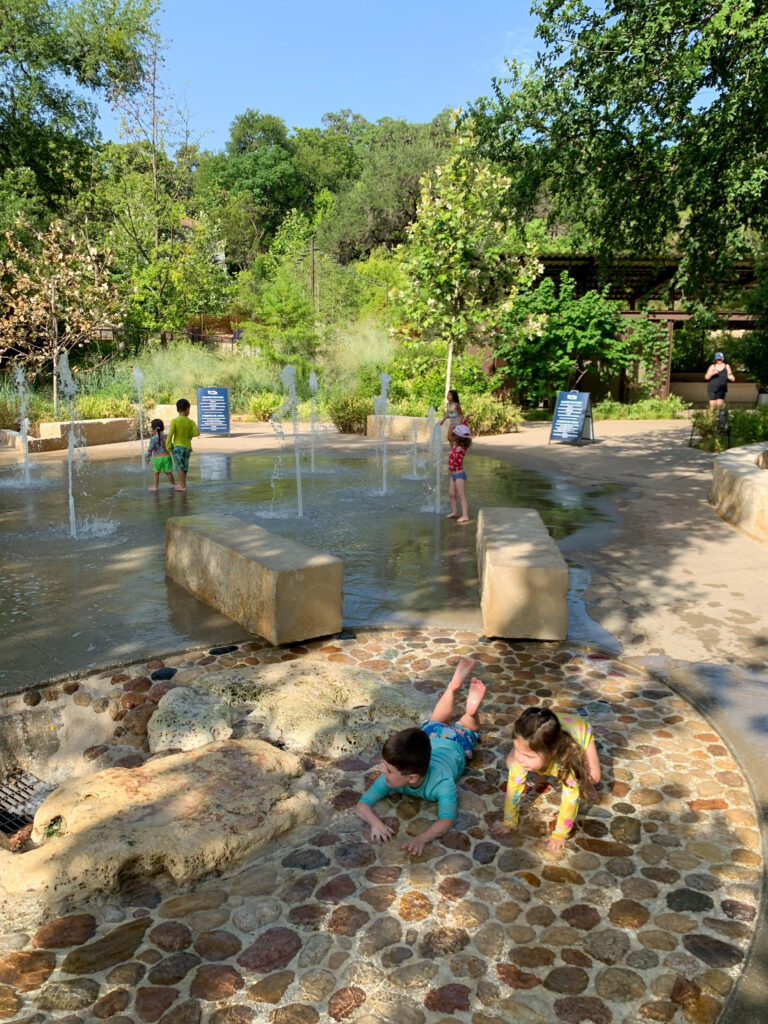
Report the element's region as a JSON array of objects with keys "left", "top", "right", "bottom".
[
  {"left": 546, "top": 835, "right": 566, "bottom": 854},
  {"left": 369, "top": 821, "right": 394, "bottom": 844},
  {"left": 401, "top": 835, "right": 428, "bottom": 856}
]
